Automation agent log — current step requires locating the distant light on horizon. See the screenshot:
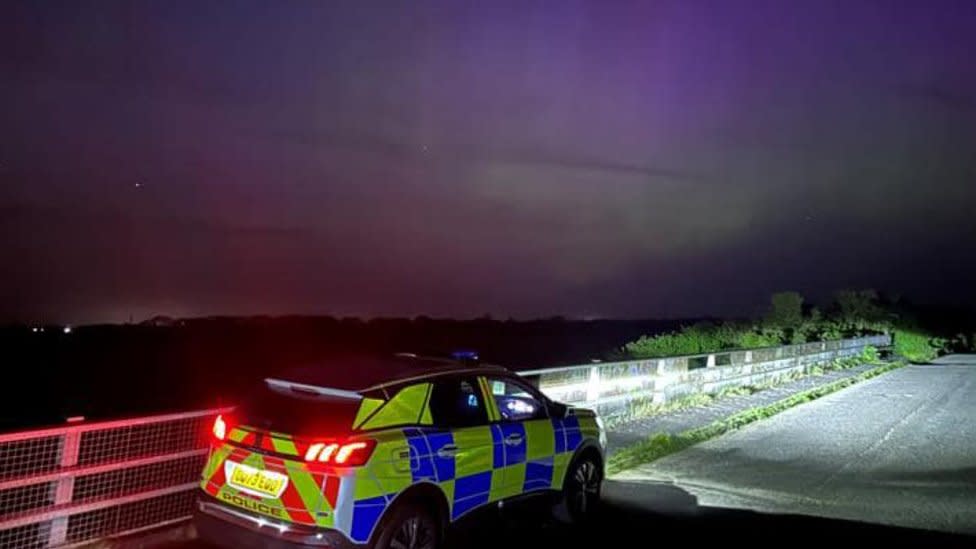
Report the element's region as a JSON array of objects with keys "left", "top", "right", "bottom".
[{"left": 63, "top": 326, "right": 72, "bottom": 334}]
